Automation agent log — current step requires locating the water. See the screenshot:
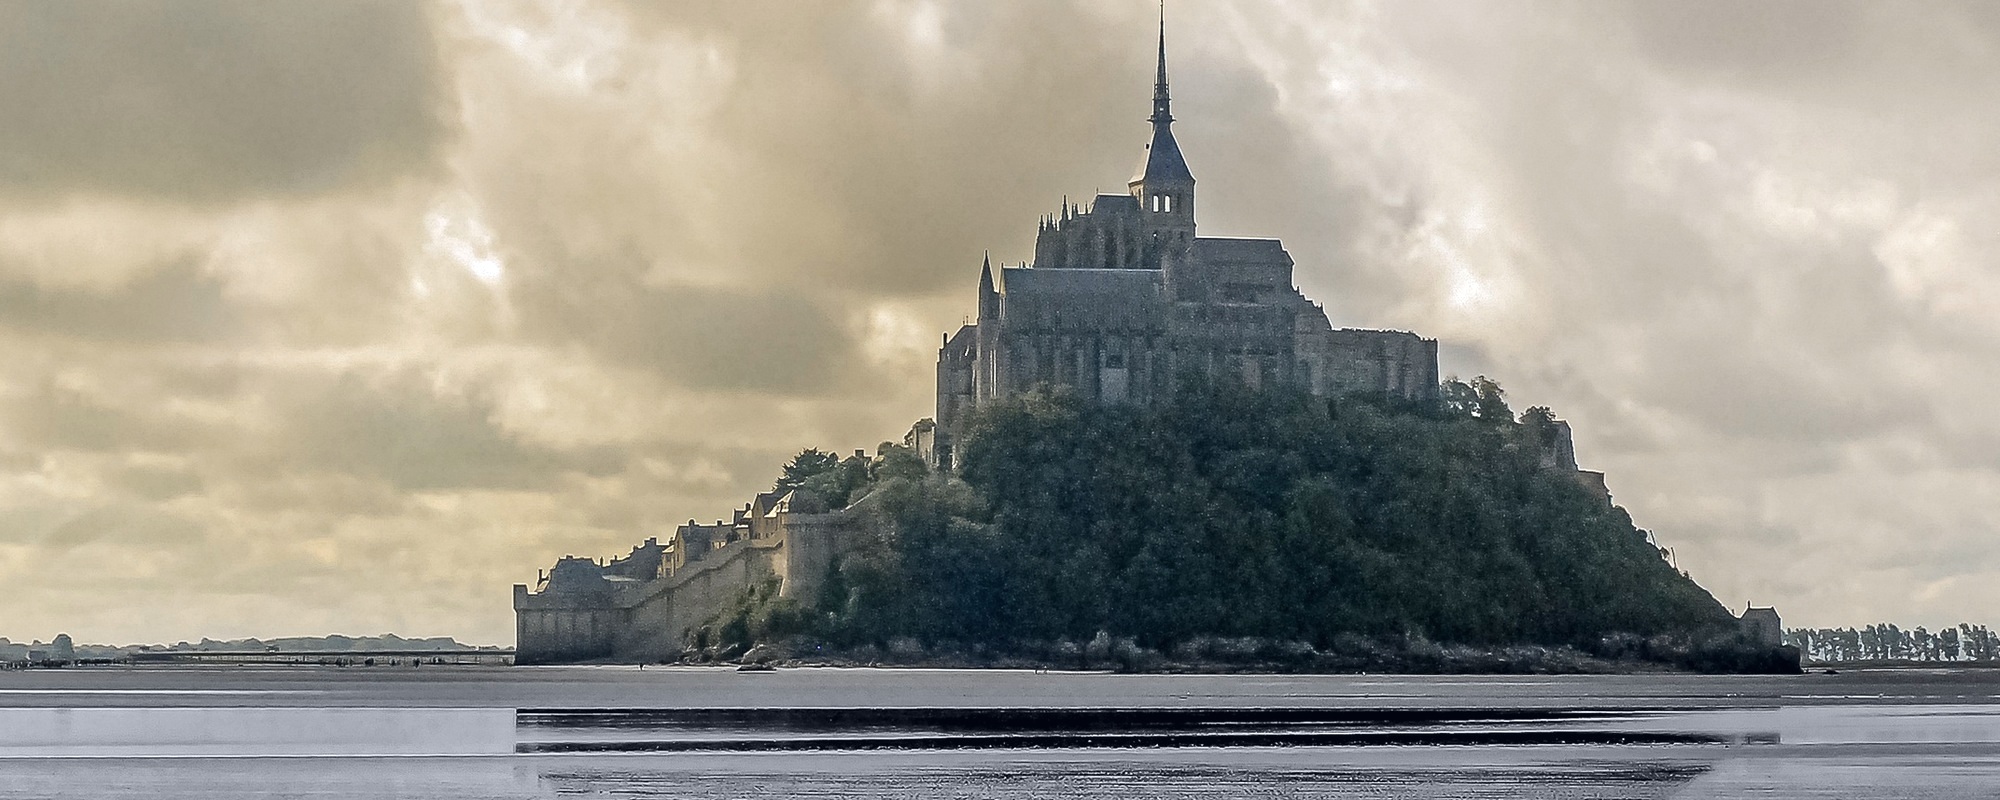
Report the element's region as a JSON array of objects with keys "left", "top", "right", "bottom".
[{"left": 3, "top": 666, "right": 1998, "bottom": 798}]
